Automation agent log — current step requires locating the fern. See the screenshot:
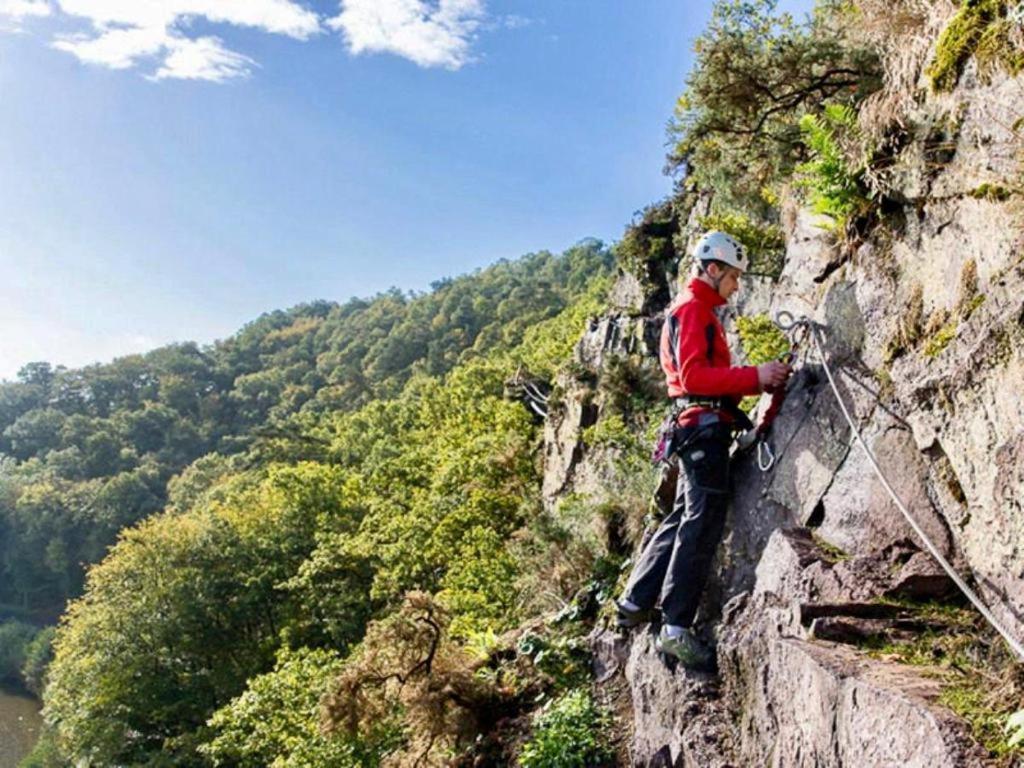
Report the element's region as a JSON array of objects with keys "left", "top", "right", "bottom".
[{"left": 796, "top": 103, "right": 867, "bottom": 231}]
